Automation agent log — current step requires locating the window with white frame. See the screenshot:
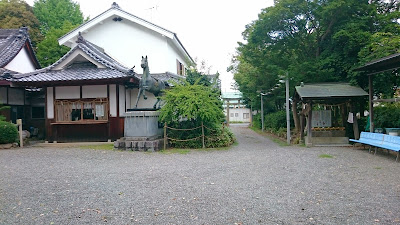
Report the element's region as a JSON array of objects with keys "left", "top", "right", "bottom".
[{"left": 243, "top": 113, "right": 250, "bottom": 119}]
